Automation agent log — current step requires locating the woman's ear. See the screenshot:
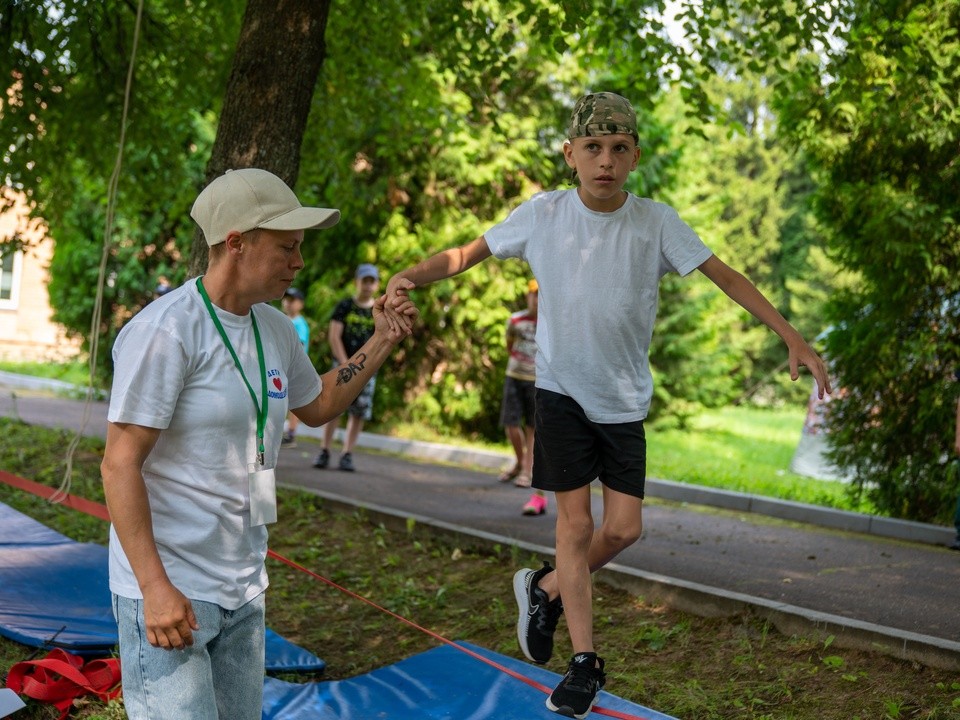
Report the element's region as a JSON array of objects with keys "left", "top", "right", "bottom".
[{"left": 224, "top": 231, "right": 244, "bottom": 256}]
